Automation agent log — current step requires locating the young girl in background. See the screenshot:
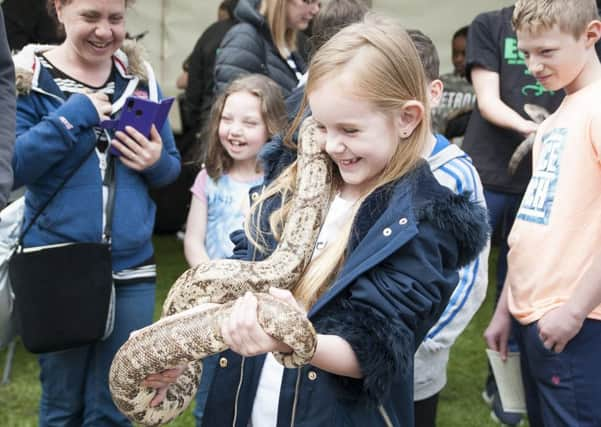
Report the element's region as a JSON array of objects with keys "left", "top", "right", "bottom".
[
  {"left": 183, "top": 73, "right": 286, "bottom": 426},
  {"left": 151, "top": 15, "right": 488, "bottom": 427}
]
